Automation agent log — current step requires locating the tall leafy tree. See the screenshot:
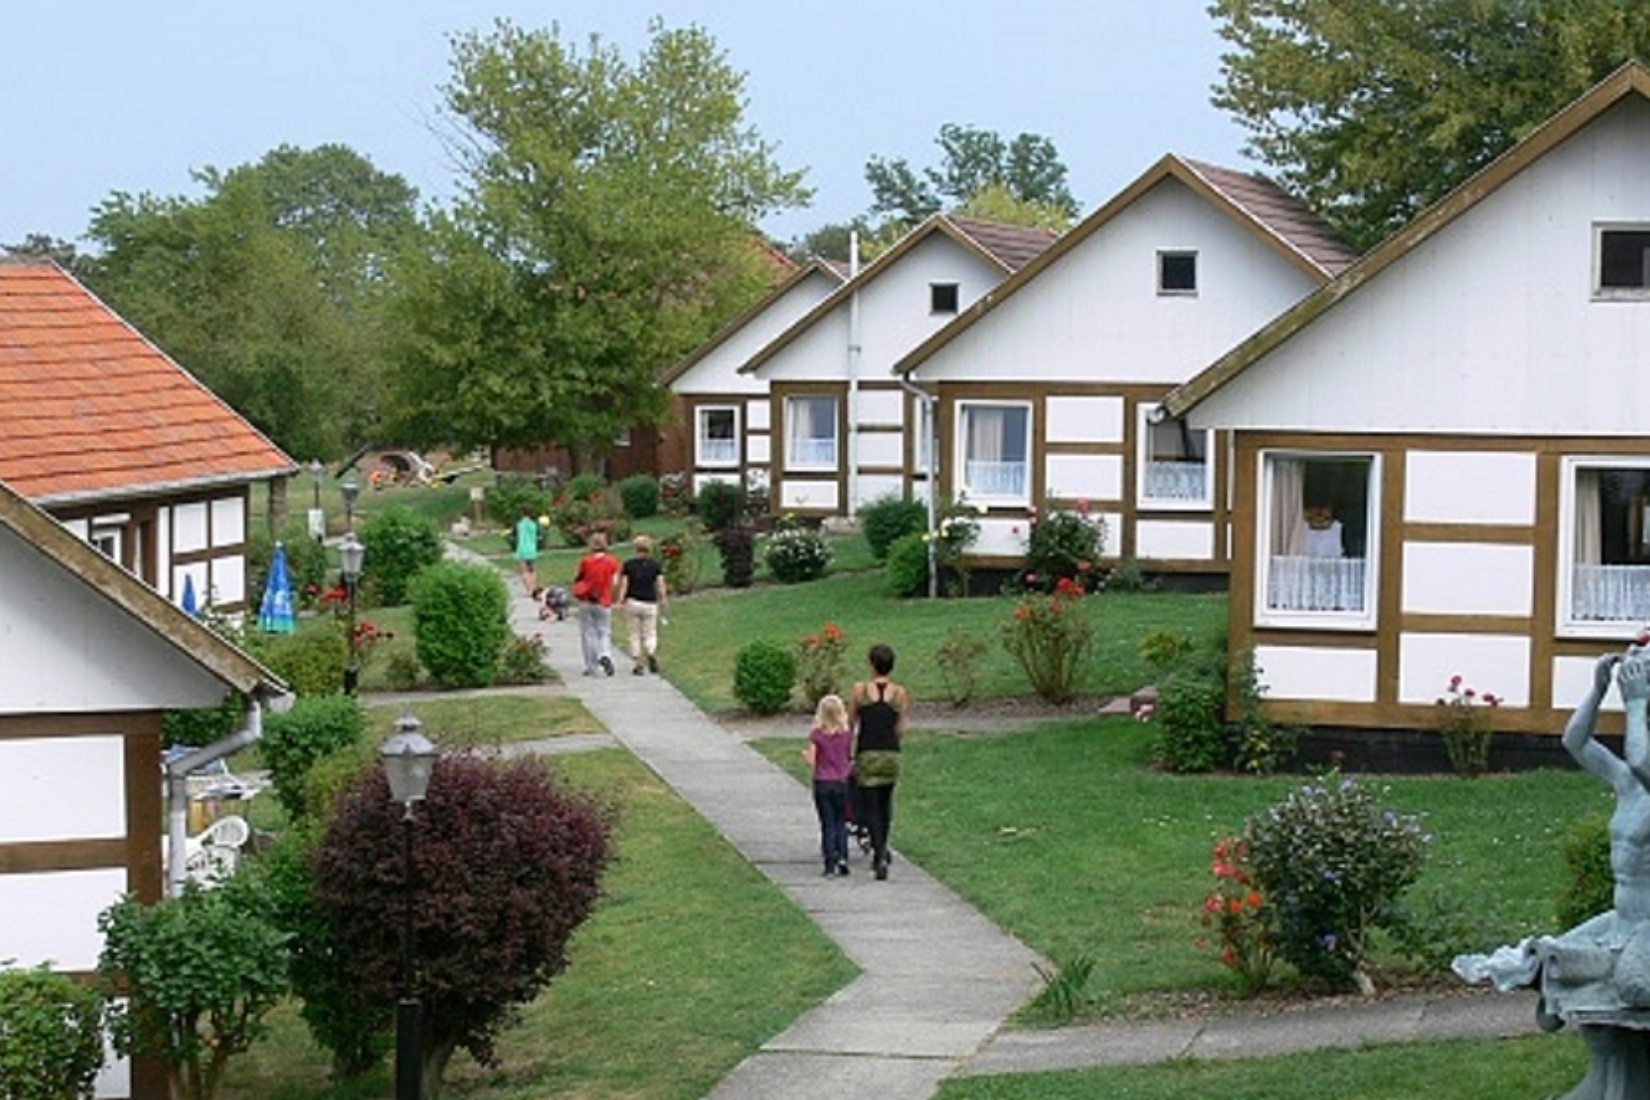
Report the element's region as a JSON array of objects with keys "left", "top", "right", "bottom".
[
  {"left": 386, "top": 20, "right": 809, "bottom": 465},
  {"left": 83, "top": 145, "right": 420, "bottom": 458},
  {"left": 1210, "top": 0, "right": 1650, "bottom": 251},
  {"left": 864, "top": 123, "right": 1079, "bottom": 227},
  {"left": 2, "top": 233, "right": 86, "bottom": 273}
]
